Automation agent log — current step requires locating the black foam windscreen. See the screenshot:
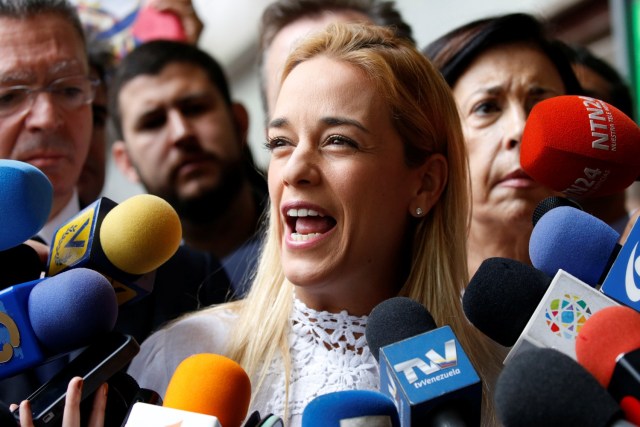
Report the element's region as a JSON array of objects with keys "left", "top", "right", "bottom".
[
  {"left": 532, "top": 196, "right": 583, "bottom": 226},
  {"left": 365, "top": 297, "right": 437, "bottom": 361},
  {"left": 495, "top": 347, "right": 623, "bottom": 427},
  {"left": 0, "top": 244, "right": 43, "bottom": 289},
  {"left": 462, "top": 257, "right": 551, "bottom": 347}
]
